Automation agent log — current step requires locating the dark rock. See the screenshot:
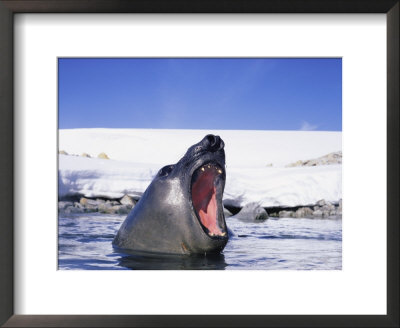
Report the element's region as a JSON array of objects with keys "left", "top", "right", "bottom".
[
  {"left": 232, "top": 202, "right": 269, "bottom": 221},
  {"left": 115, "top": 205, "right": 131, "bottom": 214},
  {"left": 322, "top": 204, "right": 335, "bottom": 212},
  {"left": 224, "top": 207, "right": 233, "bottom": 217},
  {"left": 74, "top": 202, "right": 84, "bottom": 209},
  {"left": 322, "top": 210, "right": 330, "bottom": 217},
  {"left": 58, "top": 201, "right": 73, "bottom": 210},
  {"left": 79, "top": 197, "right": 98, "bottom": 206},
  {"left": 313, "top": 209, "right": 323, "bottom": 217},
  {"left": 279, "top": 210, "right": 293, "bottom": 218},
  {"left": 98, "top": 202, "right": 113, "bottom": 213},
  {"left": 294, "top": 207, "right": 313, "bottom": 218},
  {"left": 84, "top": 207, "right": 97, "bottom": 213},
  {"left": 120, "top": 194, "right": 135, "bottom": 207},
  {"left": 100, "top": 204, "right": 131, "bottom": 215},
  {"left": 329, "top": 209, "right": 337, "bottom": 216},
  {"left": 64, "top": 206, "right": 84, "bottom": 214}
]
